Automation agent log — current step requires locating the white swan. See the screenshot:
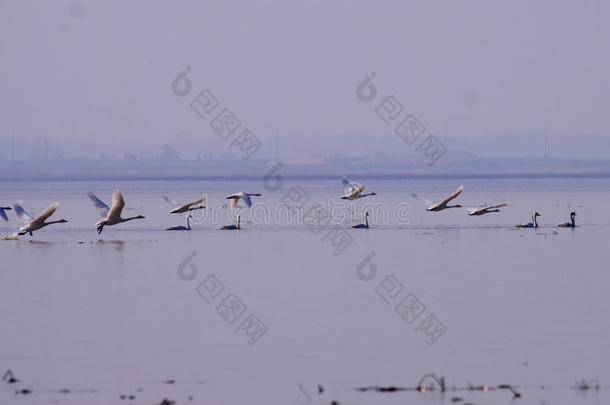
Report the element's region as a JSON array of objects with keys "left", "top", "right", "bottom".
[
  {"left": 557, "top": 211, "right": 576, "bottom": 228},
  {"left": 516, "top": 211, "right": 540, "bottom": 228},
  {"left": 221, "top": 215, "right": 240, "bottom": 230},
  {"left": 14, "top": 202, "right": 67, "bottom": 236},
  {"left": 411, "top": 185, "right": 463, "bottom": 212},
  {"left": 341, "top": 178, "right": 377, "bottom": 200},
  {"left": 226, "top": 192, "right": 261, "bottom": 209},
  {"left": 352, "top": 211, "right": 370, "bottom": 229},
  {"left": 163, "top": 195, "right": 206, "bottom": 214},
  {"left": 88, "top": 190, "right": 145, "bottom": 234},
  {"left": 466, "top": 202, "right": 508, "bottom": 216},
  {"left": 167, "top": 214, "right": 192, "bottom": 231},
  {"left": 0, "top": 206, "right": 11, "bottom": 222}
]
